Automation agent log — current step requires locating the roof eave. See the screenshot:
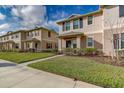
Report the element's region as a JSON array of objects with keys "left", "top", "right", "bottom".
[{"left": 57, "top": 9, "right": 103, "bottom": 25}]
